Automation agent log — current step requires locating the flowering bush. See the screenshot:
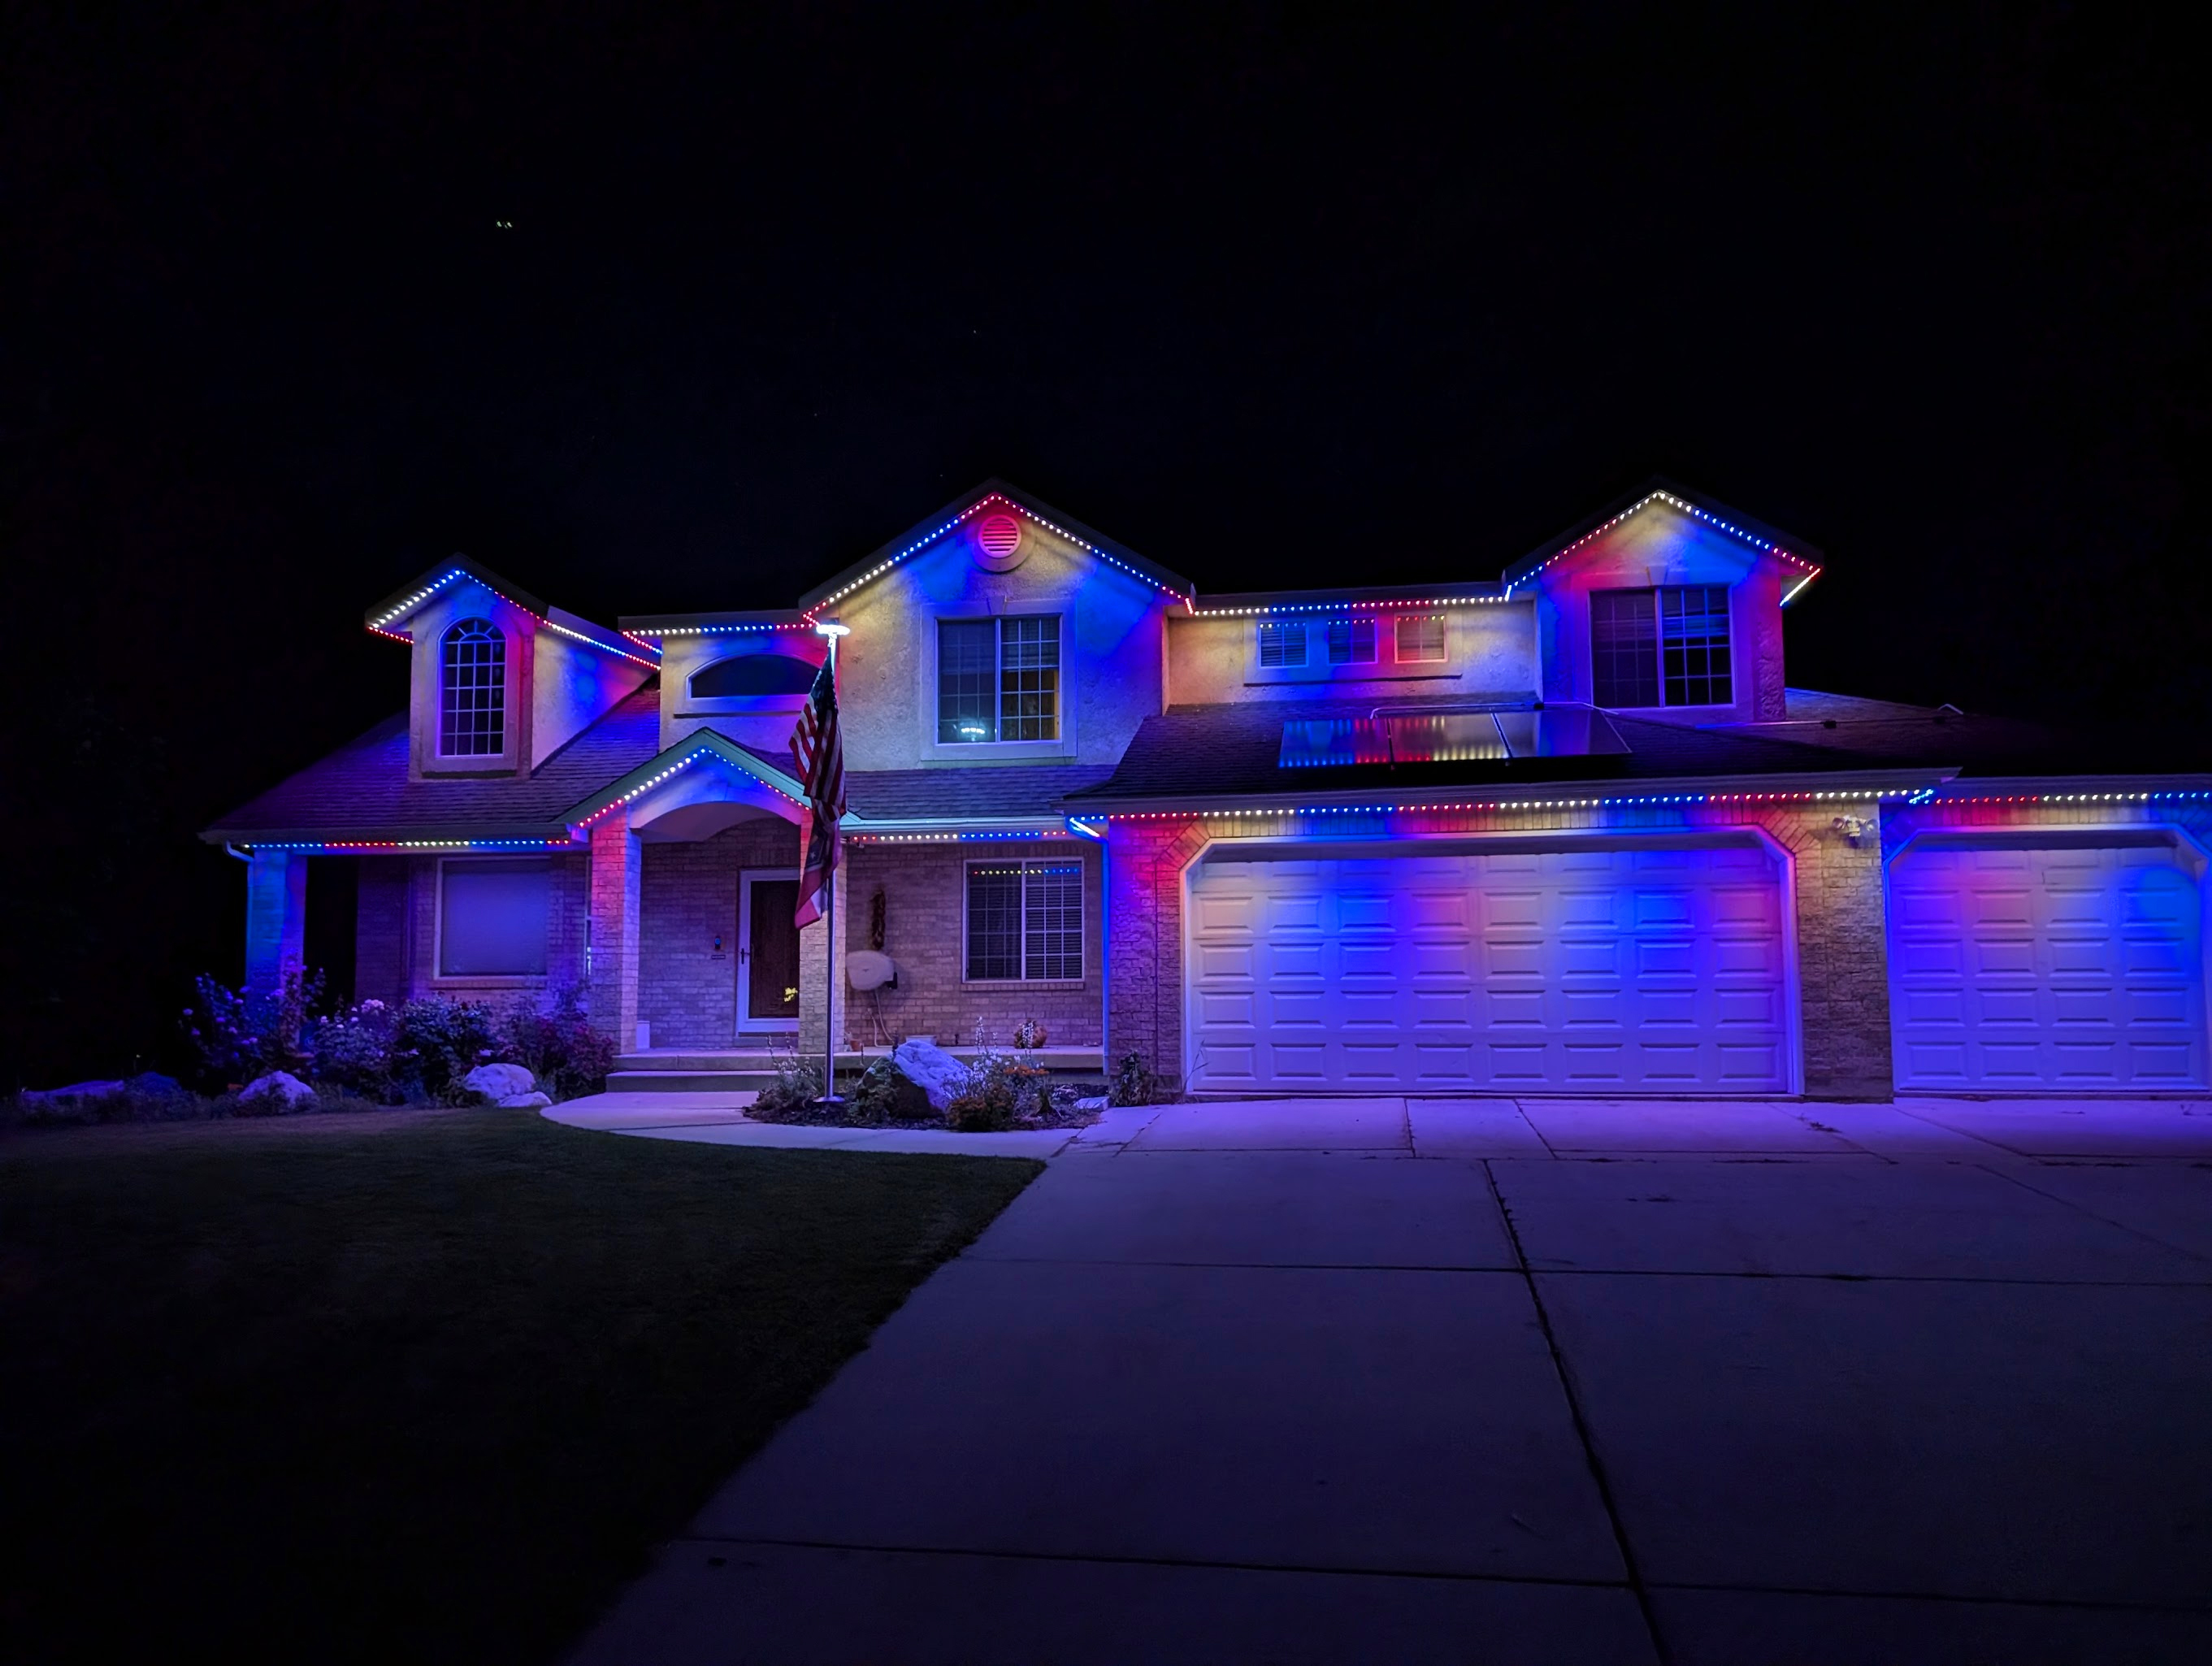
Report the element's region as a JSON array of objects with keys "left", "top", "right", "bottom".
[
  {"left": 748, "top": 1056, "right": 825, "bottom": 1122},
  {"left": 182, "top": 966, "right": 323, "bottom": 1087},
  {"left": 306, "top": 998, "right": 401, "bottom": 1098},
  {"left": 391, "top": 998, "right": 505, "bottom": 1103},
  {"left": 946, "top": 1049, "right": 1044, "bottom": 1131},
  {"left": 501, "top": 991, "right": 615, "bottom": 1100}
]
